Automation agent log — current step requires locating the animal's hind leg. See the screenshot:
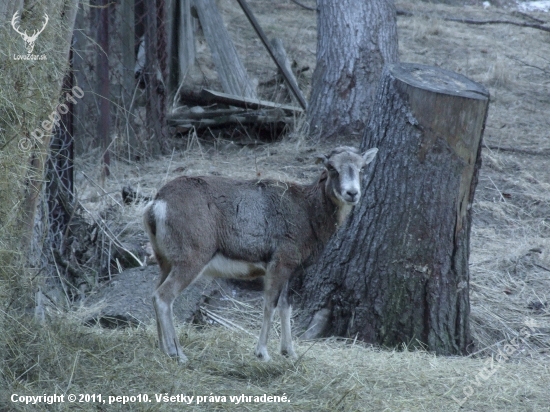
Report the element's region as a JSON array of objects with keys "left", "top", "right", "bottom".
[
  {"left": 255, "top": 264, "right": 292, "bottom": 361},
  {"left": 153, "top": 256, "right": 171, "bottom": 358},
  {"left": 278, "top": 282, "right": 297, "bottom": 359},
  {"left": 153, "top": 259, "right": 205, "bottom": 363}
]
